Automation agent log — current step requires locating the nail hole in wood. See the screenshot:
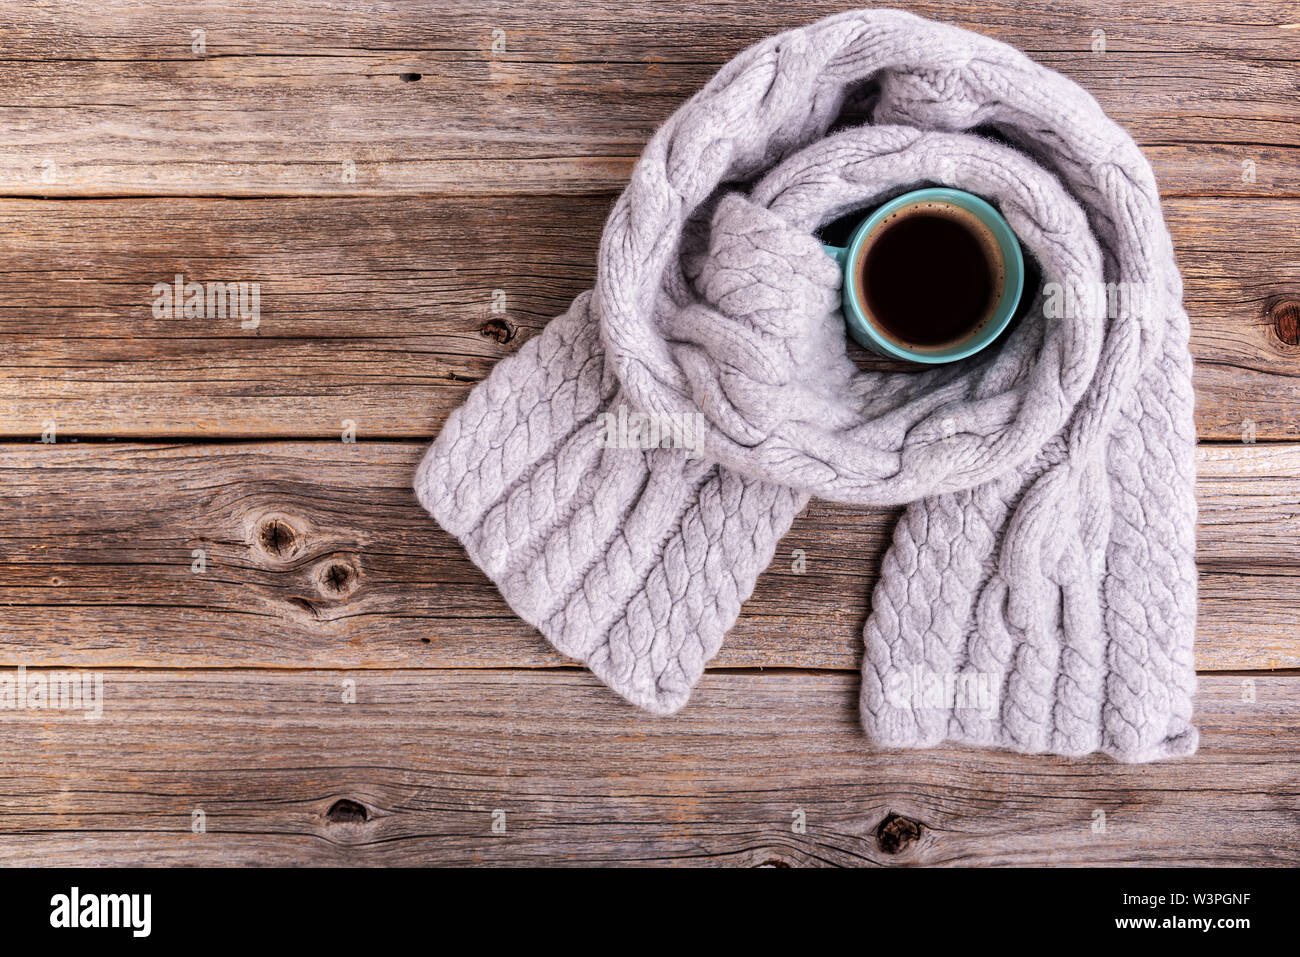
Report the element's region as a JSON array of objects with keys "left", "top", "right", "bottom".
[
  {"left": 1270, "top": 297, "right": 1300, "bottom": 346},
  {"left": 480, "top": 317, "right": 515, "bottom": 344},
  {"left": 399, "top": 72, "right": 422, "bottom": 82},
  {"left": 326, "top": 799, "right": 368, "bottom": 824},
  {"left": 876, "top": 812, "right": 922, "bottom": 854},
  {"left": 258, "top": 518, "right": 296, "bottom": 556}
]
